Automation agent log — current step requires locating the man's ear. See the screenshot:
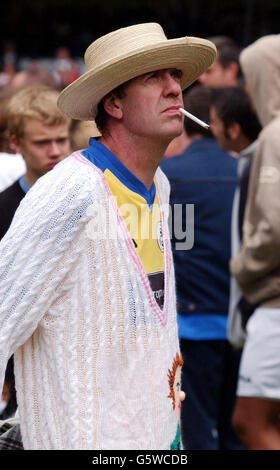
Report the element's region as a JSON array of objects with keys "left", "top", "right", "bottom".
[
  {"left": 103, "top": 93, "right": 123, "bottom": 120},
  {"left": 10, "top": 135, "right": 21, "bottom": 154},
  {"left": 227, "top": 122, "right": 241, "bottom": 141},
  {"left": 226, "top": 61, "right": 239, "bottom": 79}
]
